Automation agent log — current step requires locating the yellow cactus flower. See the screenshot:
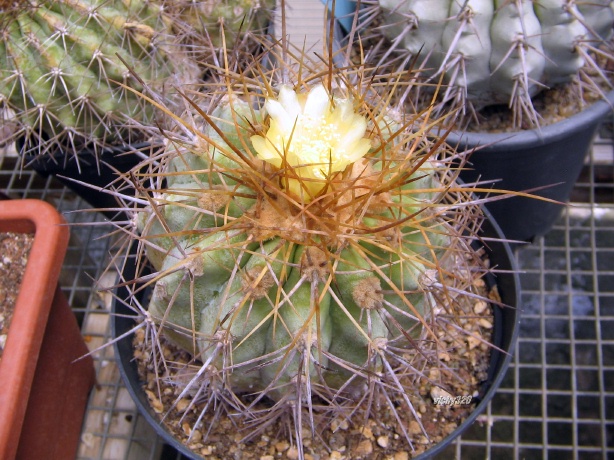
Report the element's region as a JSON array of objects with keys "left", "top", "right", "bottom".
[{"left": 251, "top": 84, "right": 371, "bottom": 201}]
